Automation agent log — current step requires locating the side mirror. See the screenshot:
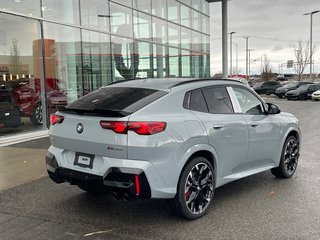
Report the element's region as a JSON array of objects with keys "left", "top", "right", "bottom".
[{"left": 267, "top": 103, "right": 281, "bottom": 114}]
